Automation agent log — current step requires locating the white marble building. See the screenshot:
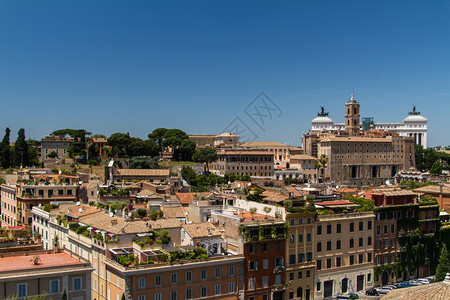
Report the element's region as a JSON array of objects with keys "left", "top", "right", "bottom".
[{"left": 311, "top": 105, "right": 428, "bottom": 148}]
